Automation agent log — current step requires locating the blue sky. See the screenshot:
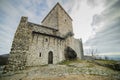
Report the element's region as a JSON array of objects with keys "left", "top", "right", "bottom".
[{"left": 0, "top": 0, "right": 120, "bottom": 55}]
